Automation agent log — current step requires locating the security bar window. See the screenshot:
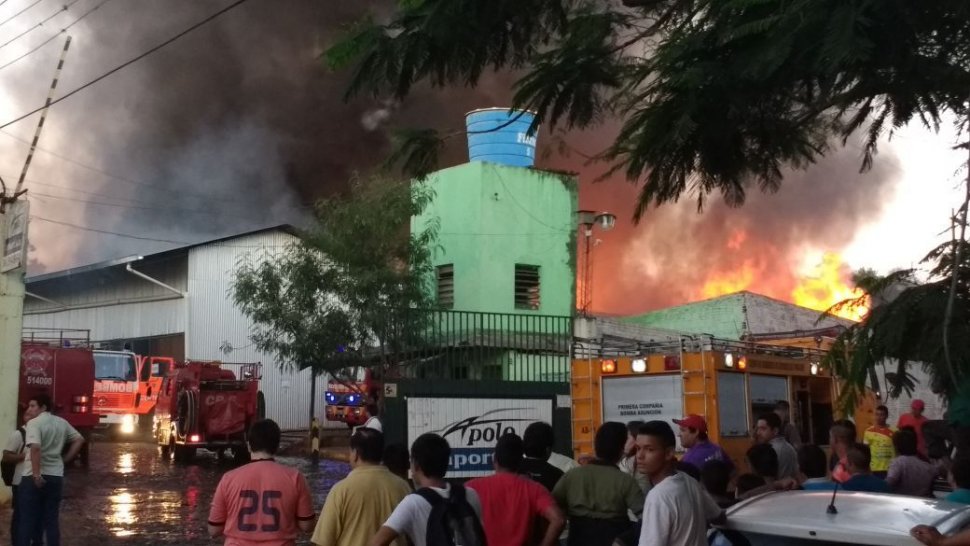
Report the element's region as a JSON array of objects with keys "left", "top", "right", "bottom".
[
  {"left": 514, "top": 264, "right": 541, "bottom": 310},
  {"left": 436, "top": 264, "right": 454, "bottom": 309}
]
